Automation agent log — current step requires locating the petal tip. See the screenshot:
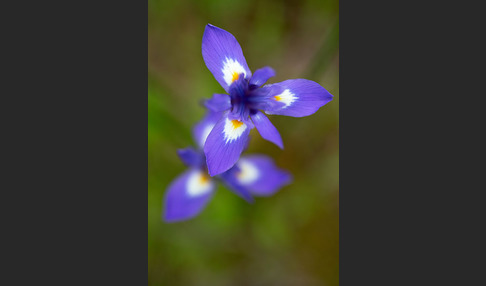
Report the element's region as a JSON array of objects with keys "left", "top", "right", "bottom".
[
  {"left": 240, "top": 193, "right": 255, "bottom": 204},
  {"left": 273, "top": 138, "right": 284, "bottom": 149},
  {"left": 283, "top": 171, "right": 293, "bottom": 185},
  {"left": 205, "top": 155, "right": 225, "bottom": 177},
  {"left": 162, "top": 215, "right": 176, "bottom": 223},
  {"left": 162, "top": 211, "right": 183, "bottom": 223},
  {"left": 207, "top": 164, "right": 228, "bottom": 177},
  {"left": 205, "top": 23, "right": 222, "bottom": 32},
  {"left": 275, "top": 136, "right": 284, "bottom": 149},
  {"left": 203, "top": 99, "right": 213, "bottom": 111}
]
